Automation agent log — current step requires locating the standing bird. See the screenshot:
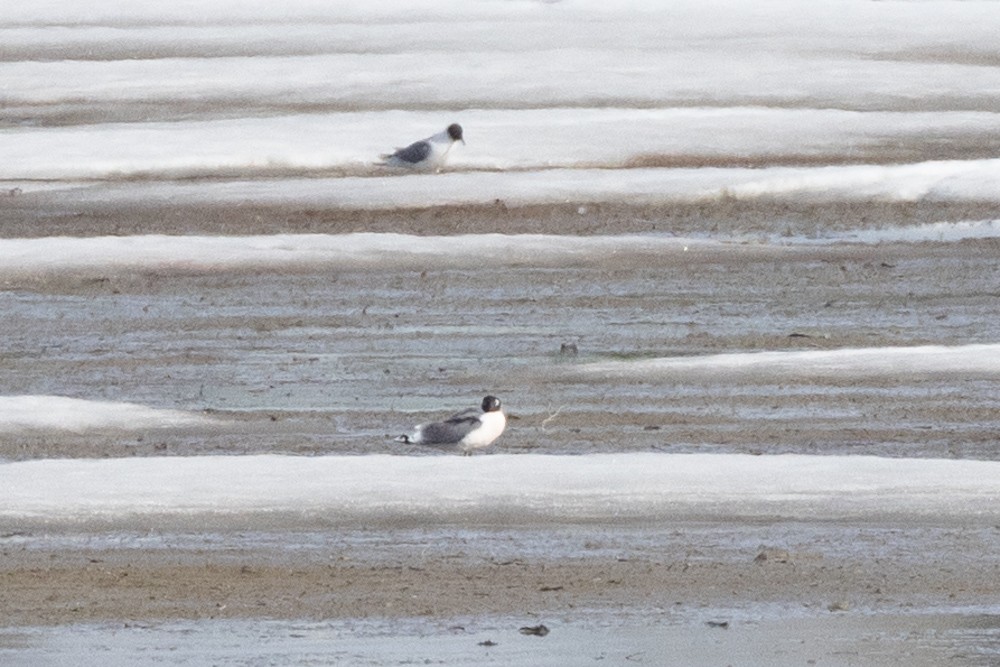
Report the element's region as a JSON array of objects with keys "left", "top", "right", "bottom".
[
  {"left": 380, "top": 123, "right": 465, "bottom": 171},
  {"left": 395, "top": 395, "right": 506, "bottom": 454}
]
